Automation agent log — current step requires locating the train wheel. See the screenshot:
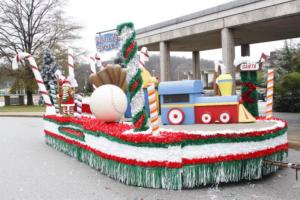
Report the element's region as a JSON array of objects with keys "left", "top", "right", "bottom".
[
  {"left": 219, "top": 112, "right": 230, "bottom": 123},
  {"left": 201, "top": 113, "right": 212, "bottom": 124},
  {"left": 167, "top": 108, "right": 185, "bottom": 125}
]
